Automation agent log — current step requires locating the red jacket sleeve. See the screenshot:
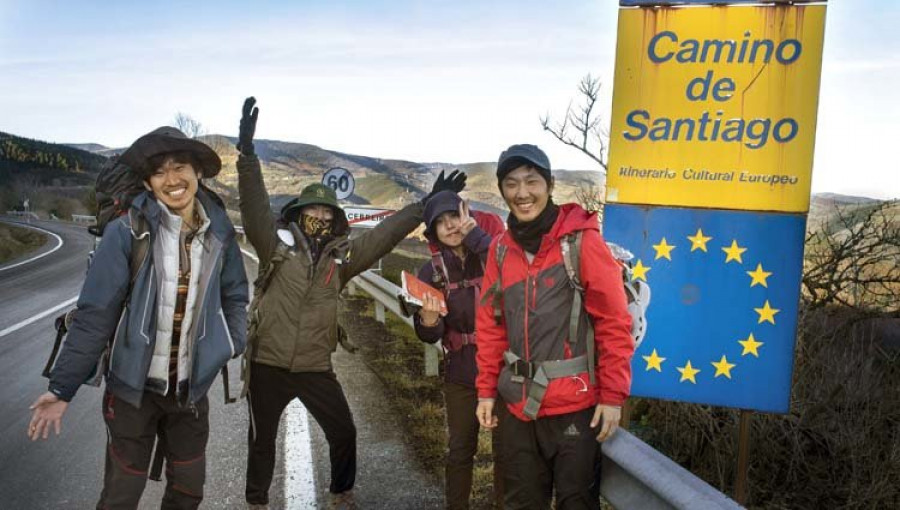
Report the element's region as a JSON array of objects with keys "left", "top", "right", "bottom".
[
  {"left": 580, "top": 229, "right": 634, "bottom": 406},
  {"left": 475, "top": 237, "right": 509, "bottom": 399}
]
